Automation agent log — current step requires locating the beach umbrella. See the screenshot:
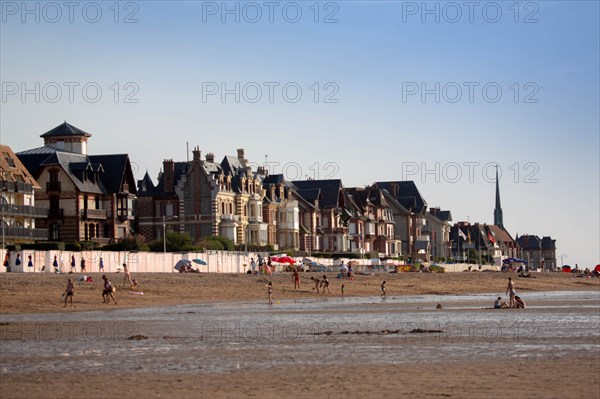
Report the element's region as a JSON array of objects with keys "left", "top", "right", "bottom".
[
  {"left": 594, "top": 264, "right": 600, "bottom": 273},
  {"left": 174, "top": 259, "right": 192, "bottom": 271},
  {"left": 562, "top": 265, "right": 572, "bottom": 273},
  {"left": 278, "top": 256, "right": 296, "bottom": 264},
  {"left": 192, "top": 258, "right": 207, "bottom": 265}
]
